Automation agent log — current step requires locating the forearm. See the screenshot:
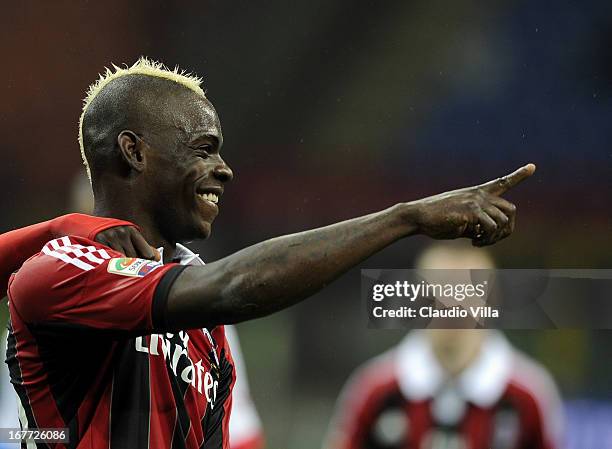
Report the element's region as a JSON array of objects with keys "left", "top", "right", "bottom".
[
  {"left": 168, "top": 163, "right": 536, "bottom": 329},
  {"left": 168, "top": 203, "right": 418, "bottom": 328}
]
